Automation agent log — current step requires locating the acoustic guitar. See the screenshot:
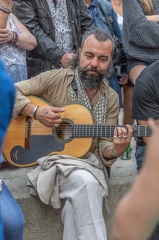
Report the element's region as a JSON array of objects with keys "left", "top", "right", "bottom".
[{"left": 3, "top": 96, "right": 151, "bottom": 167}]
